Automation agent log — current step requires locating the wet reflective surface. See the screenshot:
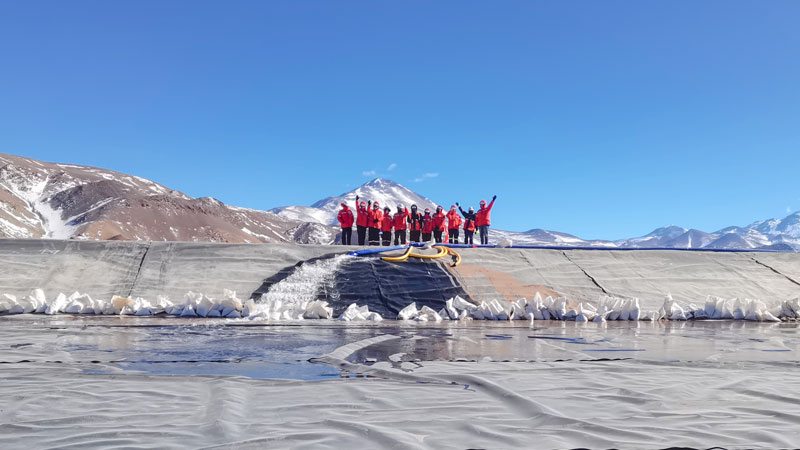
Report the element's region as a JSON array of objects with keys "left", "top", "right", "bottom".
[{"left": 4, "top": 315, "right": 800, "bottom": 380}]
